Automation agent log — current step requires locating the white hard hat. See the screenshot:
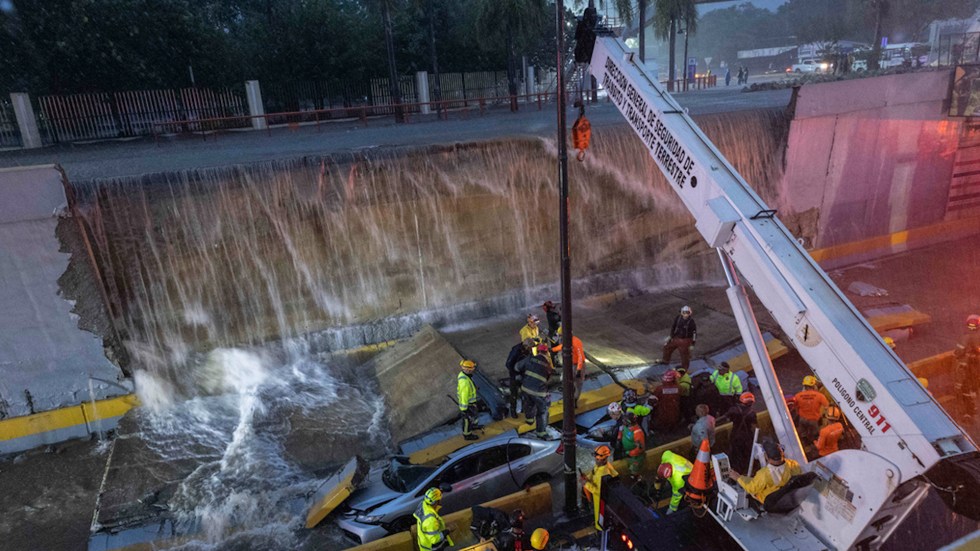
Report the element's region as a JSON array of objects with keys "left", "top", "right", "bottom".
[
  {"left": 607, "top": 402, "right": 622, "bottom": 415},
  {"left": 681, "top": 305, "right": 692, "bottom": 314}
]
